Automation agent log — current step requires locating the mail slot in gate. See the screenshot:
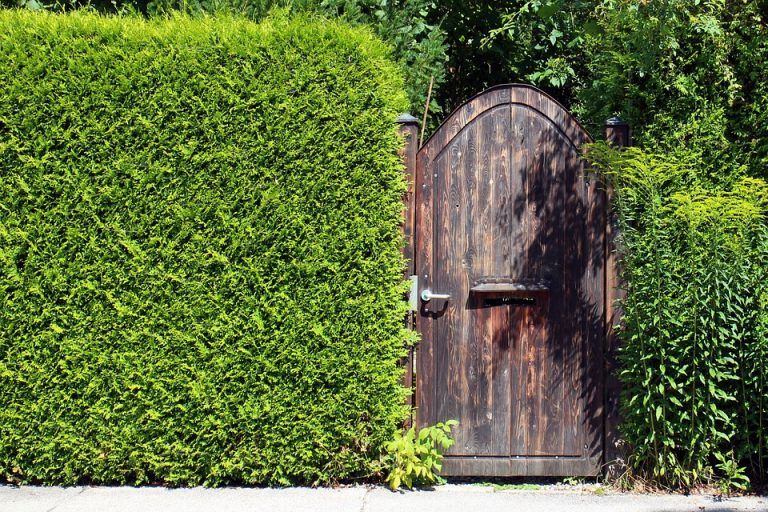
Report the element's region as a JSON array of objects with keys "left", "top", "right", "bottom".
[{"left": 470, "top": 277, "right": 549, "bottom": 306}]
